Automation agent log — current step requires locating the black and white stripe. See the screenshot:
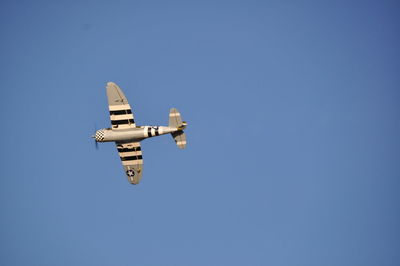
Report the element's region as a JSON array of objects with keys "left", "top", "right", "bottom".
[
  {"left": 146, "top": 126, "right": 160, "bottom": 137},
  {"left": 117, "top": 142, "right": 143, "bottom": 166},
  {"left": 121, "top": 155, "right": 143, "bottom": 161},
  {"left": 111, "top": 119, "right": 135, "bottom": 125},
  {"left": 109, "top": 109, "right": 132, "bottom": 115},
  {"left": 109, "top": 104, "right": 136, "bottom": 129},
  {"left": 117, "top": 146, "right": 141, "bottom": 152}
]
